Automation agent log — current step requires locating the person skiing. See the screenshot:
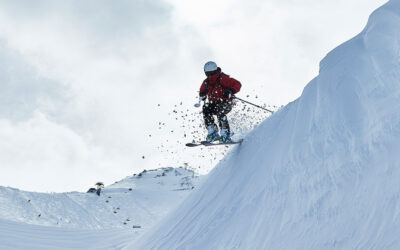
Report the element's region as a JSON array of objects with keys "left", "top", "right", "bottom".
[{"left": 199, "top": 61, "right": 241, "bottom": 143}]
